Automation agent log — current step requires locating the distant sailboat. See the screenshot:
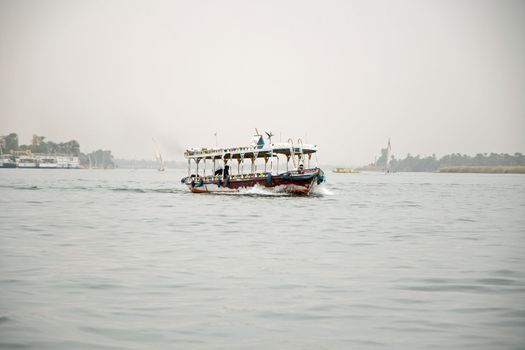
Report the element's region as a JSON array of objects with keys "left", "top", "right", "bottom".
[
  {"left": 152, "top": 138, "right": 165, "bottom": 172},
  {"left": 385, "top": 139, "right": 392, "bottom": 173},
  {"left": 156, "top": 150, "right": 165, "bottom": 171}
]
